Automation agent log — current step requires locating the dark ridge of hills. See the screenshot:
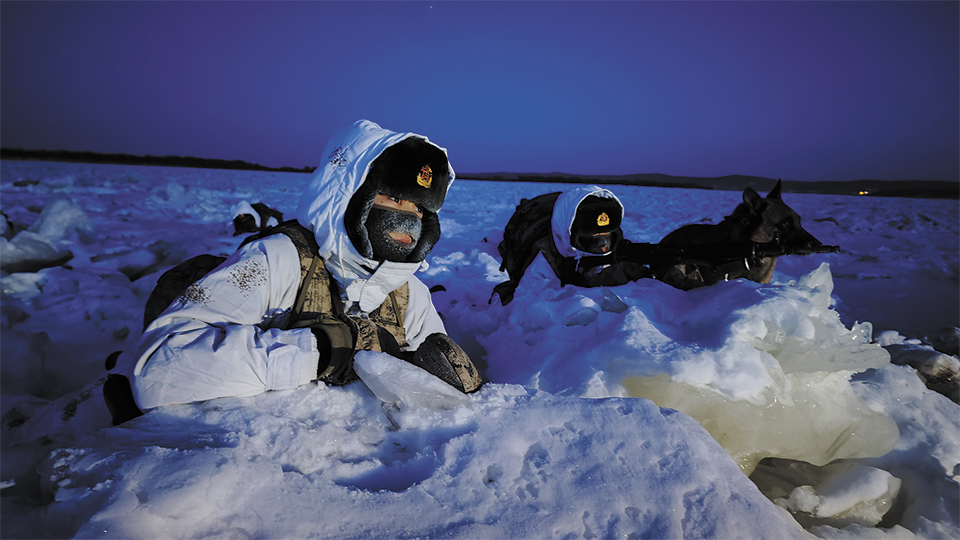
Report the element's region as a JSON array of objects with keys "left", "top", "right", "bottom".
[
  {"left": 458, "top": 172, "right": 959, "bottom": 200},
  {"left": 1, "top": 148, "right": 955, "bottom": 199},
  {"left": 0, "top": 148, "right": 316, "bottom": 174}
]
